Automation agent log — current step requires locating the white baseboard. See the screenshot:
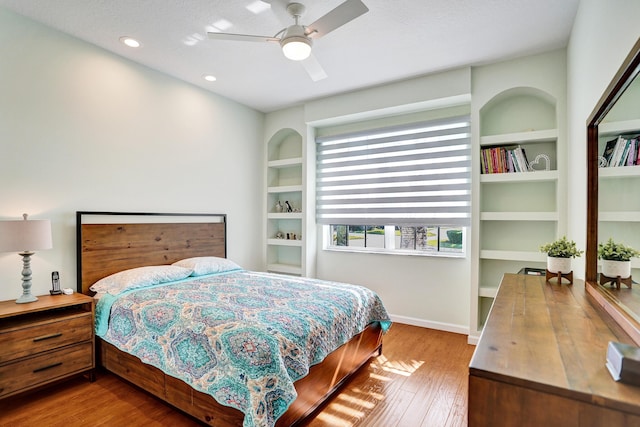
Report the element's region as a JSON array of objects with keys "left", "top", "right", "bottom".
[{"left": 389, "top": 314, "right": 471, "bottom": 338}]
